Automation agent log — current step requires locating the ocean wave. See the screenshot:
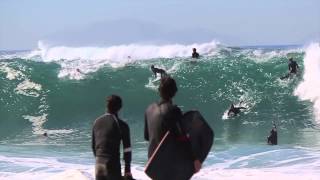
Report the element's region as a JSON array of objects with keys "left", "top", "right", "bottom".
[
  {"left": 0, "top": 41, "right": 305, "bottom": 80},
  {"left": 33, "top": 40, "right": 220, "bottom": 61},
  {"left": 294, "top": 42, "right": 320, "bottom": 123}
]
